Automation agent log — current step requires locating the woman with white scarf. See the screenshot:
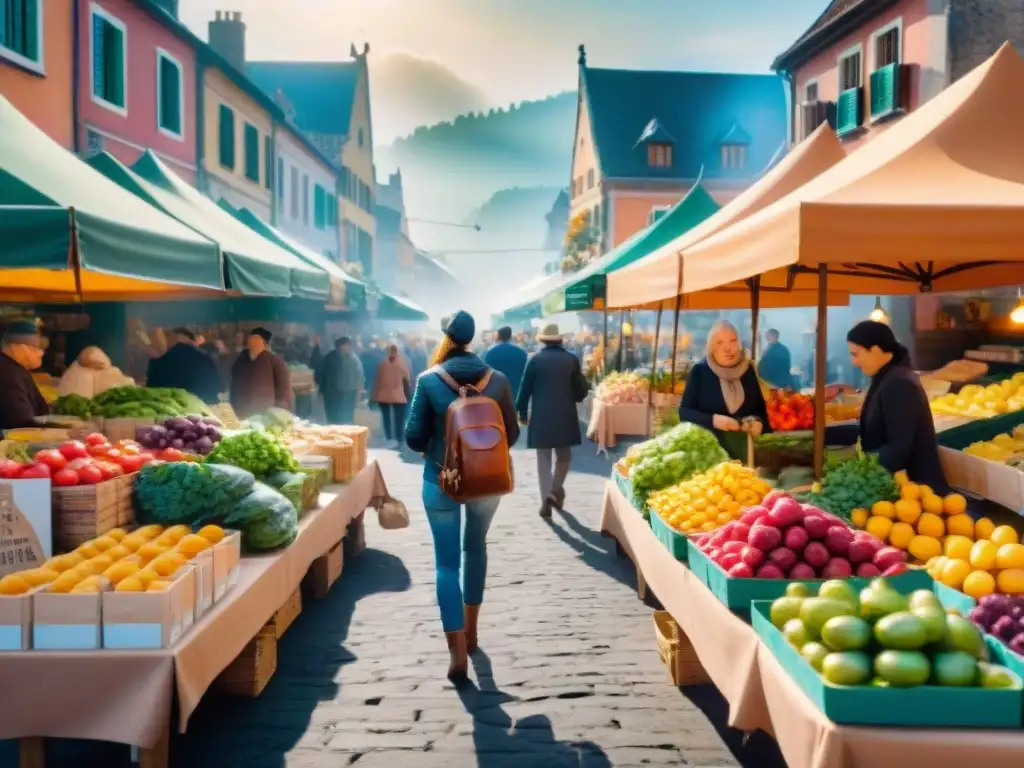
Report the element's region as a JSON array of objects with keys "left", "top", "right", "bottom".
[{"left": 677, "top": 320, "right": 771, "bottom": 460}]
